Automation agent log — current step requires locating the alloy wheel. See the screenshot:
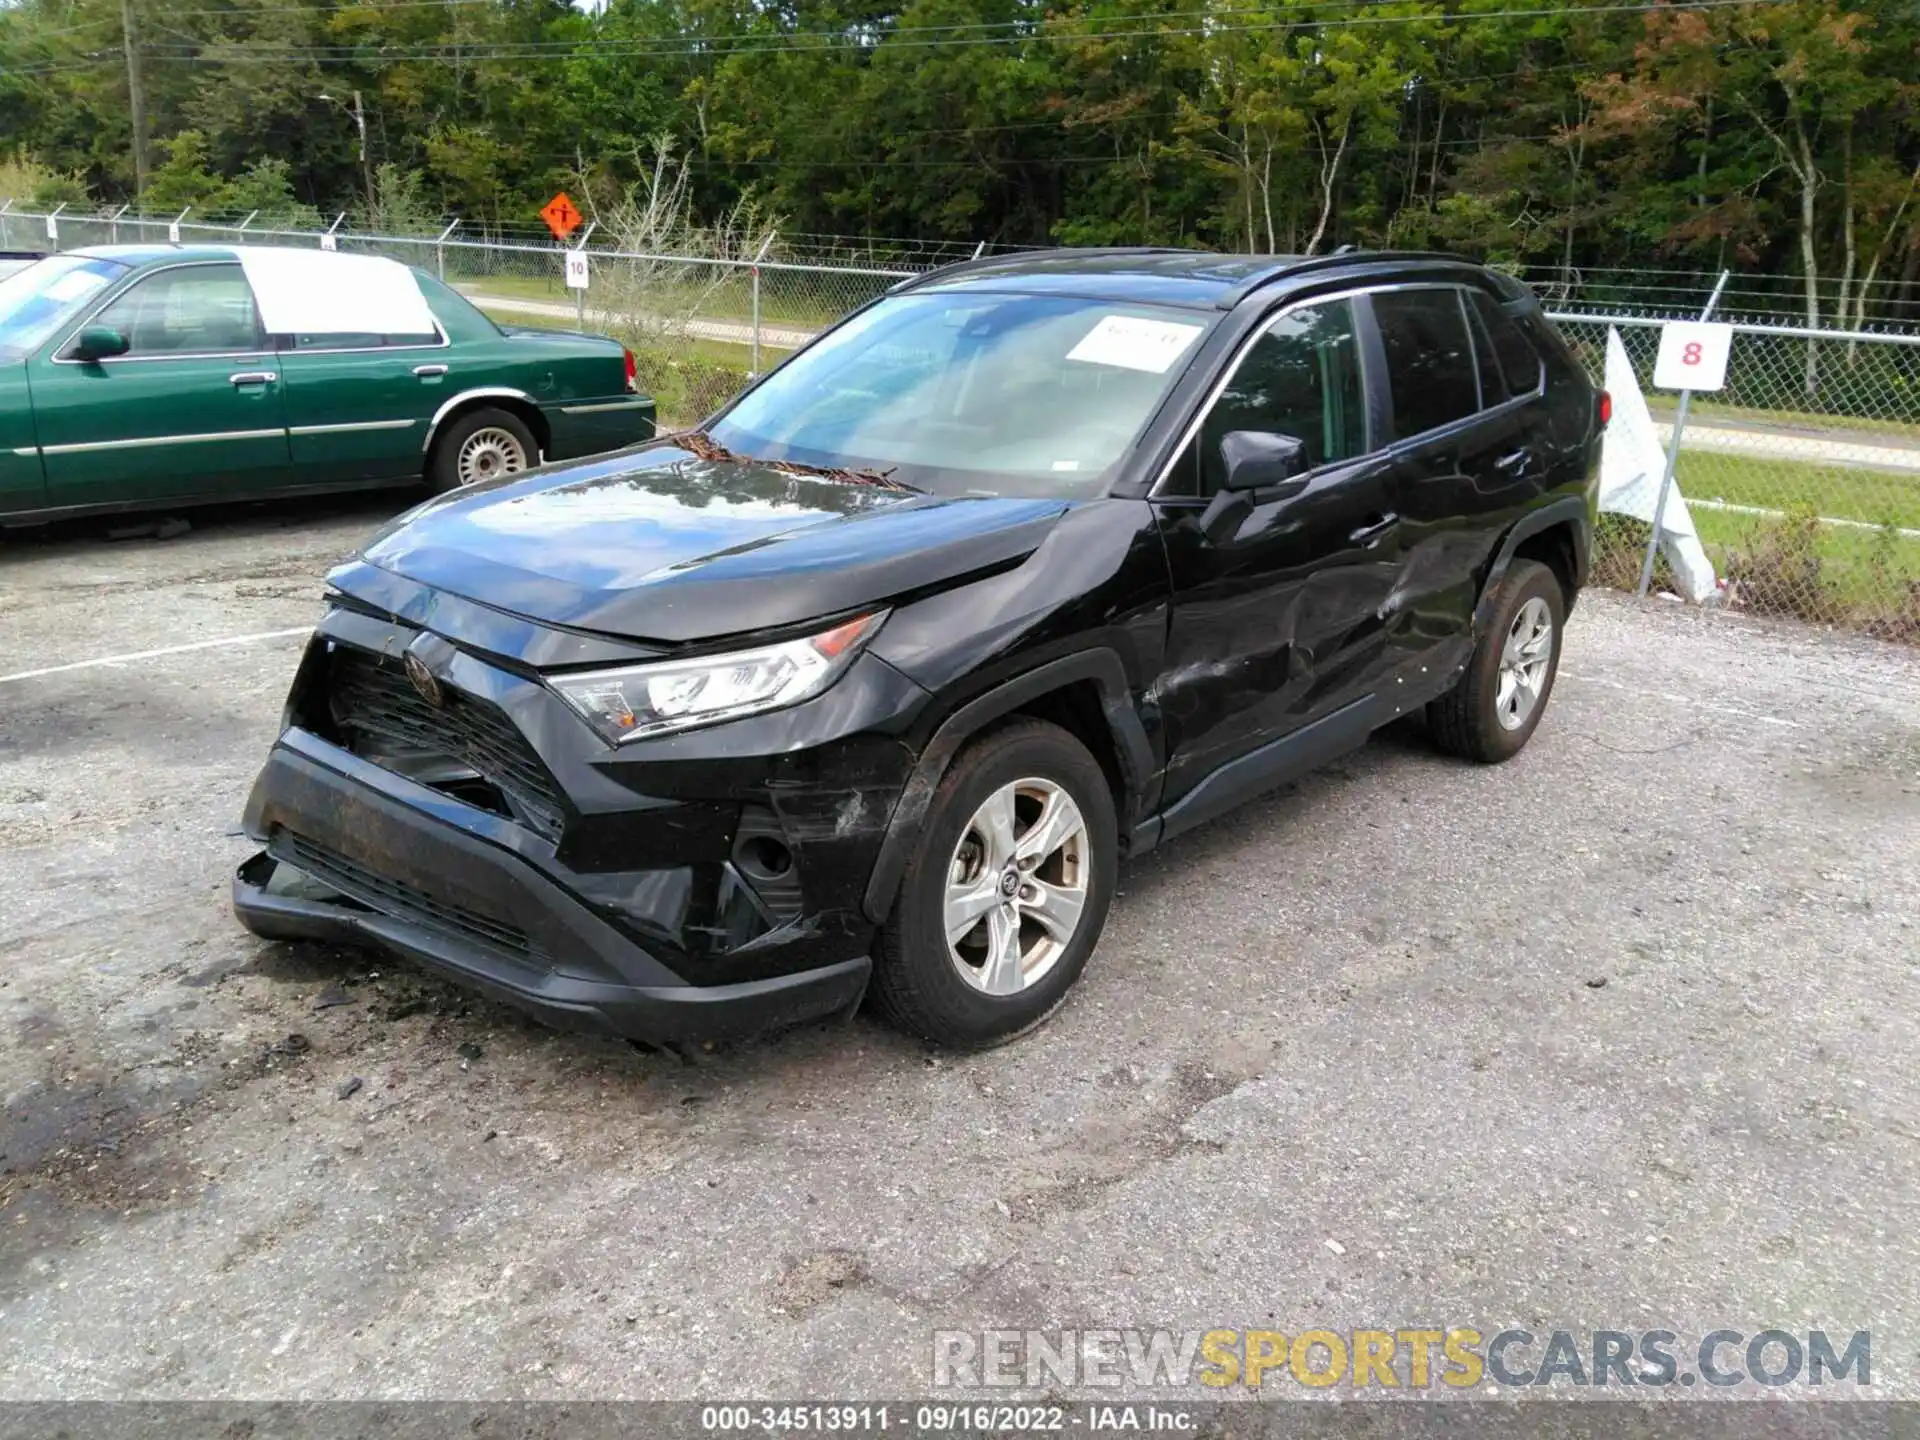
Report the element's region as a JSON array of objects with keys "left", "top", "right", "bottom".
[
  {"left": 456, "top": 427, "right": 529, "bottom": 485},
  {"left": 943, "top": 778, "right": 1090, "bottom": 996},
  {"left": 1495, "top": 595, "right": 1554, "bottom": 730}
]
